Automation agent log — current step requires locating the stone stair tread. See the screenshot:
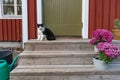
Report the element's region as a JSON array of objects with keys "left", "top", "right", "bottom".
[
  {"left": 27, "top": 39, "right": 120, "bottom": 43},
  {"left": 19, "top": 51, "right": 95, "bottom": 58},
  {"left": 11, "top": 65, "right": 94, "bottom": 76},
  {"left": 15, "top": 65, "right": 94, "bottom": 69},
  {"left": 27, "top": 39, "right": 90, "bottom": 43},
  {"left": 24, "top": 39, "right": 93, "bottom": 51},
  {"left": 11, "top": 65, "right": 120, "bottom": 76}
]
